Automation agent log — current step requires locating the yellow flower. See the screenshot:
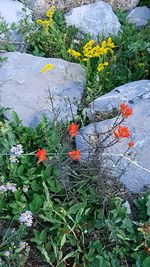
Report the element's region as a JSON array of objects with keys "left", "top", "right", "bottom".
[
  {"left": 101, "top": 41, "right": 107, "bottom": 48},
  {"left": 97, "top": 63, "right": 104, "bottom": 72},
  {"left": 107, "top": 37, "right": 115, "bottom": 49},
  {"left": 68, "top": 49, "right": 81, "bottom": 58},
  {"left": 40, "top": 64, "right": 54, "bottom": 74},
  {"left": 46, "top": 6, "right": 55, "bottom": 18},
  {"left": 36, "top": 19, "right": 43, "bottom": 24},
  {"left": 138, "top": 63, "right": 145, "bottom": 67},
  {"left": 36, "top": 19, "right": 51, "bottom": 28},
  {"left": 103, "top": 61, "right": 109, "bottom": 66},
  {"left": 97, "top": 62, "right": 109, "bottom": 72},
  {"left": 82, "top": 58, "right": 89, "bottom": 62}
]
